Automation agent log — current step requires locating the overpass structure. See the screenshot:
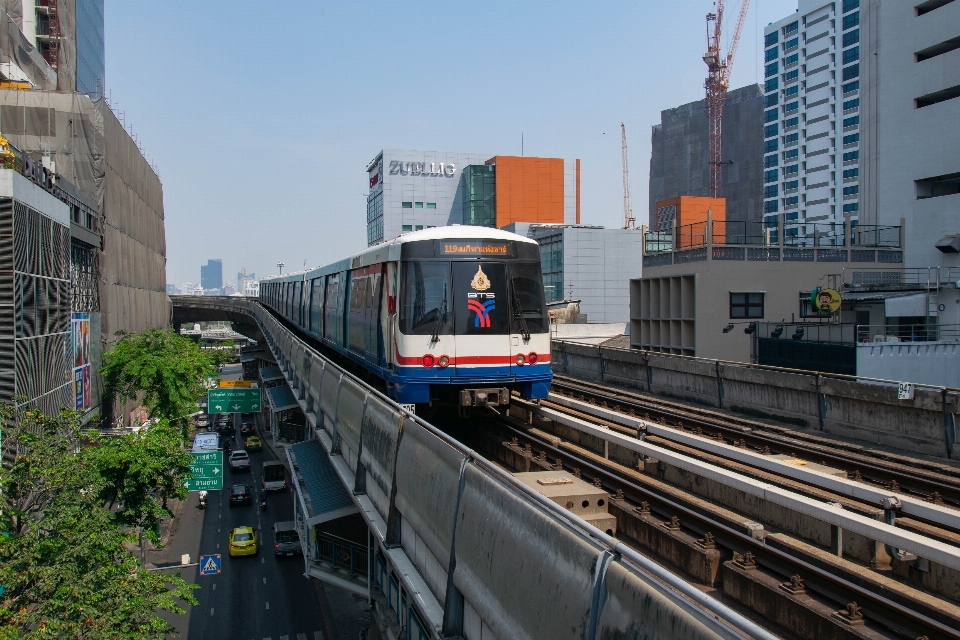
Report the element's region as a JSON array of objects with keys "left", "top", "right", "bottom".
[{"left": 169, "top": 296, "right": 774, "bottom": 640}]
